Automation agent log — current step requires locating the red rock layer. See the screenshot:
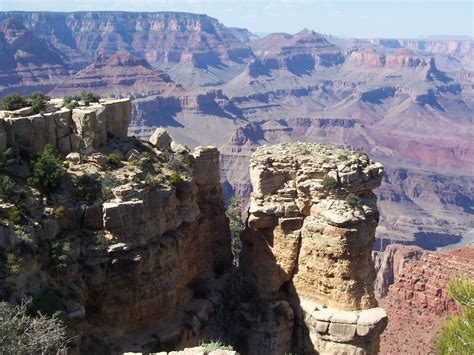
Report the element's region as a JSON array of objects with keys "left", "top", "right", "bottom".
[{"left": 379, "top": 247, "right": 474, "bottom": 354}]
